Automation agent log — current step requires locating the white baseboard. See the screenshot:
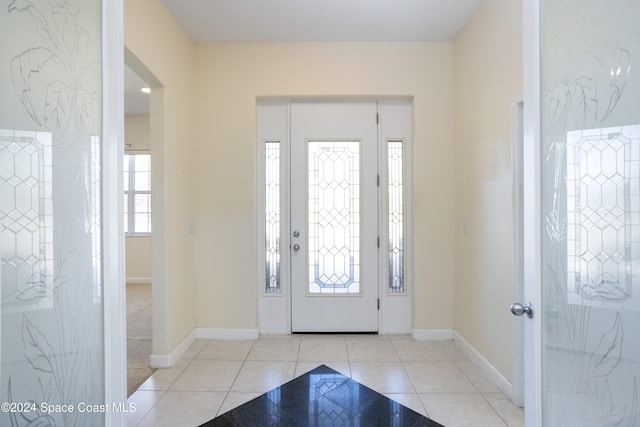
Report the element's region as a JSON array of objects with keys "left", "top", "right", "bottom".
[
  {"left": 149, "top": 328, "right": 260, "bottom": 368},
  {"left": 149, "top": 329, "right": 197, "bottom": 368},
  {"left": 196, "top": 328, "right": 260, "bottom": 340},
  {"left": 259, "top": 327, "right": 290, "bottom": 335},
  {"left": 453, "top": 331, "right": 513, "bottom": 398},
  {"left": 126, "top": 277, "right": 152, "bottom": 285},
  {"left": 411, "top": 328, "right": 454, "bottom": 341}
]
